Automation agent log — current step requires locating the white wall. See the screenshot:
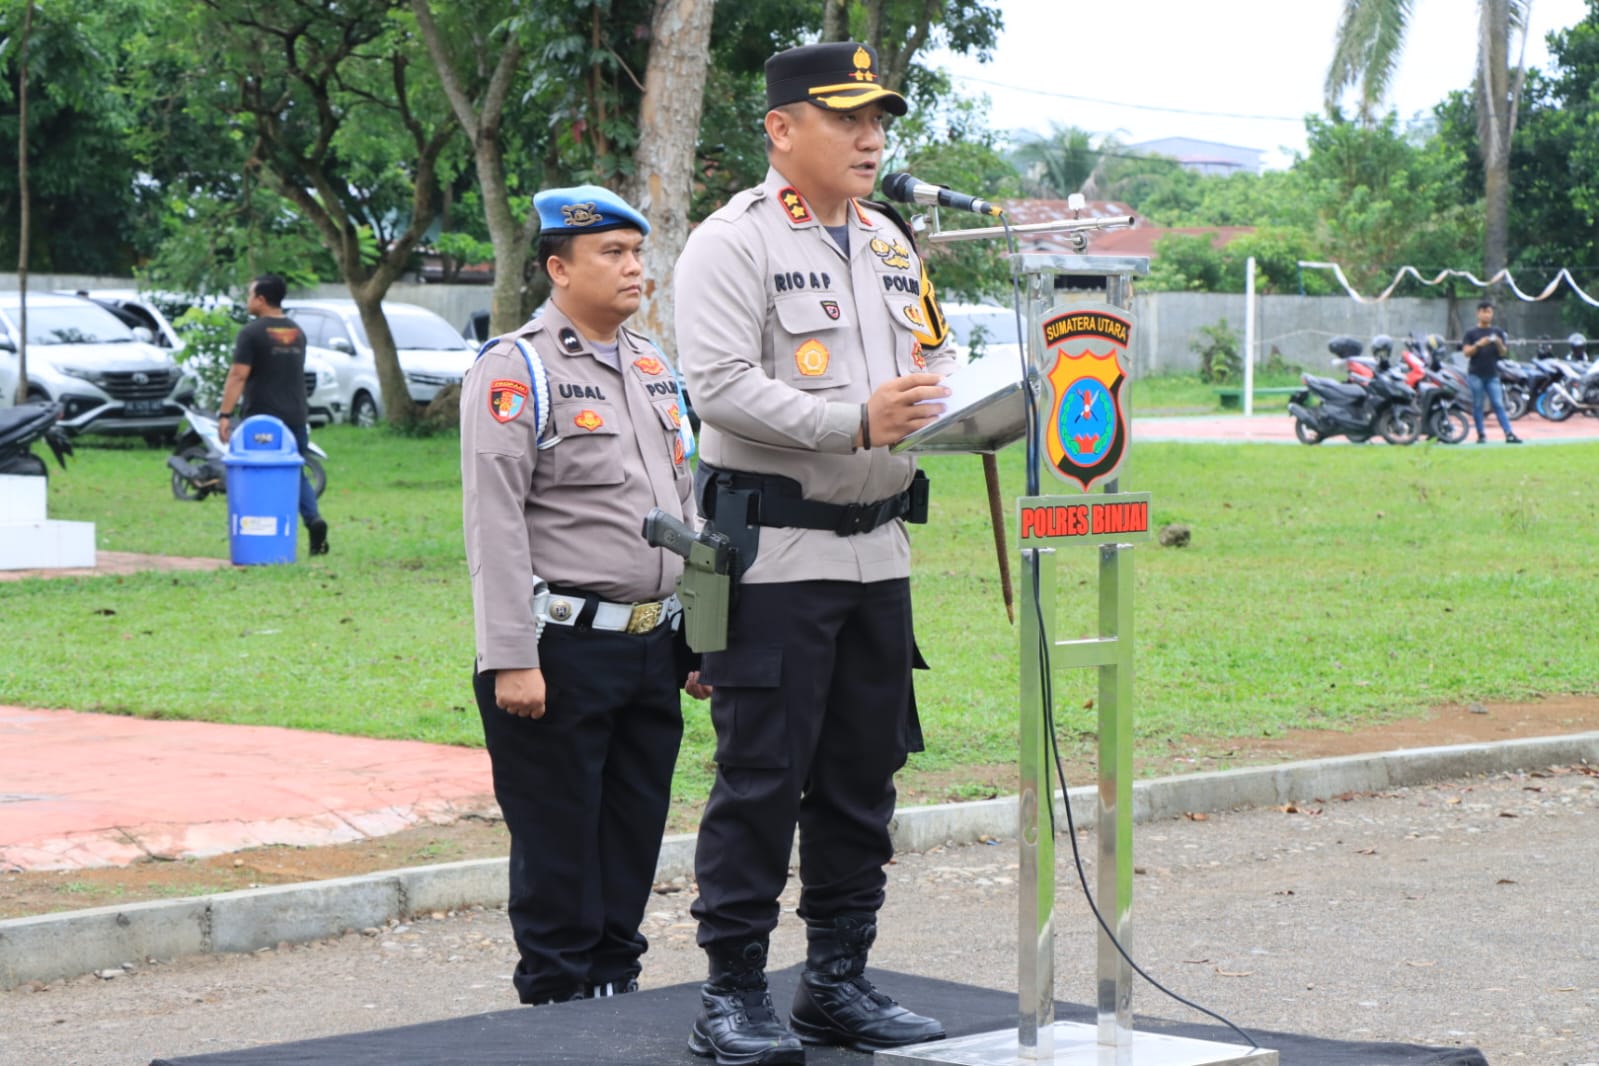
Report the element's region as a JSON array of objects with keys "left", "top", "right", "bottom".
[{"left": 1130, "top": 293, "right": 1569, "bottom": 377}]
